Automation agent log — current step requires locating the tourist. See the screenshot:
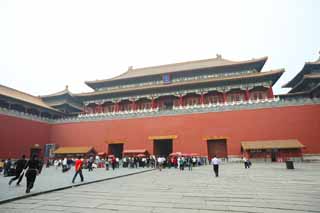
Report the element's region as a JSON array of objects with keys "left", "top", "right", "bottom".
[
  {"left": 179, "top": 157, "right": 184, "bottom": 171},
  {"left": 173, "top": 157, "right": 177, "bottom": 168},
  {"left": 0, "top": 159, "right": 4, "bottom": 175},
  {"left": 150, "top": 156, "right": 156, "bottom": 168},
  {"left": 105, "top": 157, "right": 109, "bottom": 170},
  {"left": 141, "top": 157, "right": 146, "bottom": 168},
  {"left": 88, "top": 156, "right": 94, "bottom": 171},
  {"left": 134, "top": 157, "right": 138, "bottom": 168},
  {"left": 24, "top": 154, "right": 41, "bottom": 193},
  {"left": 157, "top": 156, "right": 164, "bottom": 171},
  {"left": 116, "top": 157, "right": 120, "bottom": 168},
  {"left": 111, "top": 157, "right": 116, "bottom": 170},
  {"left": 177, "top": 157, "right": 181, "bottom": 169},
  {"left": 211, "top": 155, "right": 221, "bottom": 177},
  {"left": 187, "top": 157, "right": 192, "bottom": 171},
  {"left": 243, "top": 157, "right": 249, "bottom": 169},
  {"left": 72, "top": 156, "right": 84, "bottom": 183},
  {"left": 192, "top": 157, "right": 197, "bottom": 167},
  {"left": 4, "top": 158, "right": 12, "bottom": 177},
  {"left": 9, "top": 155, "right": 27, "bottom": 186},
  {"left": 54, "top": 159, "right": 59, "bottom": 169},
  {"left": 62, "top": 157, "right": 68, "bottom": 172}
]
